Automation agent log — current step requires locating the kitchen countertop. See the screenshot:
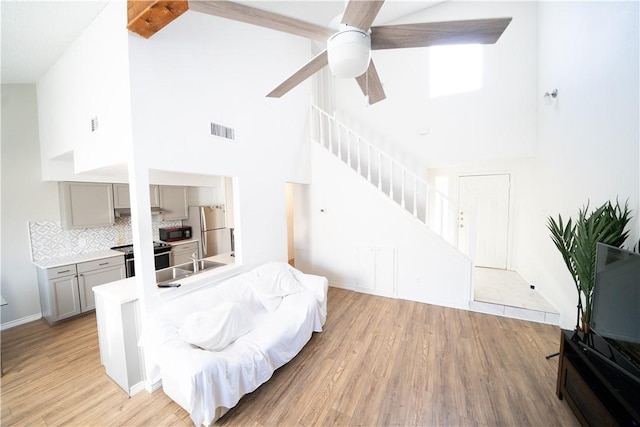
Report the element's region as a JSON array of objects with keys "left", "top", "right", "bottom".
[
  {"left": 33, "top": 239, "right": 202, "bottom": 269},
  {"left": 93, "top": 252, "right": 238, "bottom": 304},
  {"left": 32, "top": 250, "right": 124, "bottom": 269},
  {"left": 165, "top": 239, "right": 199, "bottom": 246}
]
